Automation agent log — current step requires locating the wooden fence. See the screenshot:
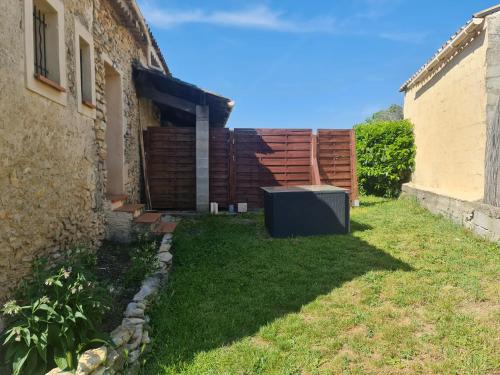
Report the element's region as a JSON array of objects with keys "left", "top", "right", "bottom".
[
  {"left": 145, "top": 127, "right": 196, "bottom": 210},
  {"left": 210, "top": 128, "right": 231, "bottom": 208},
  {"left": 232, "top": 129, "right": 313, "bottom": 208},
  {"left": 144, "top": 127, "right": 358, "bottom": 210},
  {"left": 317, "top": 130, "right": 359, "bottom": 201}
]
